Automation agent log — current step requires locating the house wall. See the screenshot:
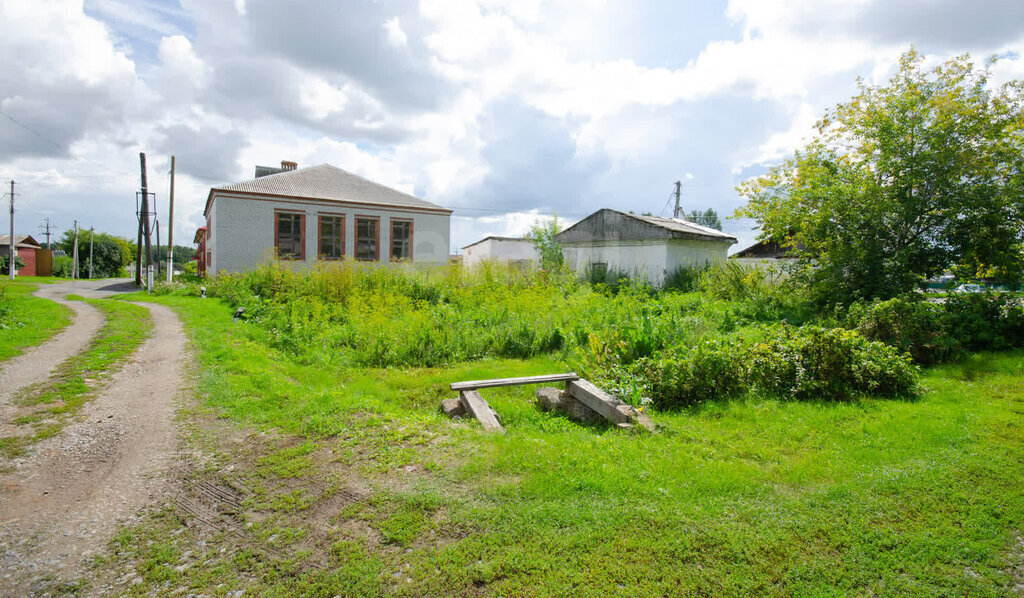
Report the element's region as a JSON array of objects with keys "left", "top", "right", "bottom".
[
  {"left": 207, "top": 193, "right": 450, "bottom": 274},
  {"left": 730, "top": 257, "right": 797, "bottom": 280},
  {"left": 463, "top": 239, "right": 539, "bottom": 267},
  {"left": 562, "top": 240, "right": 669, "bottom": 284},
  {"left": 665, "top": 239, "right": 732, "bottom": 274},
  {"left": 562, "top": 238, "right": 731, "bottom": 286},
  {"left": 18, "top": 247, "right": 37, "bottom": 276}
]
